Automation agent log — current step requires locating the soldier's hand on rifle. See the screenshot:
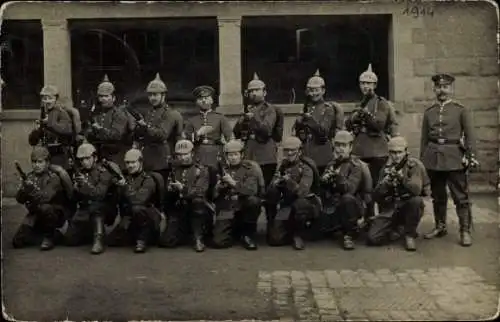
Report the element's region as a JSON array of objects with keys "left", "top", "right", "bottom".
[
  {"left": 41, "top": 117, "right": 49, "bottom": 124},
  {"left": 197, "top": 125, "right": 214, "bottom": 137},
  {"left": 170, "top": 181, "right": 184, "bottom": 191},
  {"left": 34, "top": 120, "right": 41, "bottom": 129},
  {"left": 91, "top": 122, "right": 102, "bottom": 130},
  {"left": 222, "top": 173, "right": 237, "bottom": 187},
  {"left": 245, "top": 112, "right": 254, "bottom": 119},
  {"left": 116, "top": 177, "right": 127, "bottom": 186},
  {"left": 136, "top": 119, "right": 147, "bottom": 127},
  {"left": 74, "top": 173, "right": 86, "bottom": 185}
]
